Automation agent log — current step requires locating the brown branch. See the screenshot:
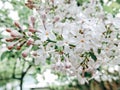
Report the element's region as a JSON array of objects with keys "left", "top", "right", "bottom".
[{"left": 22, "top": 64, "right": 32, "bottom": 78}]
